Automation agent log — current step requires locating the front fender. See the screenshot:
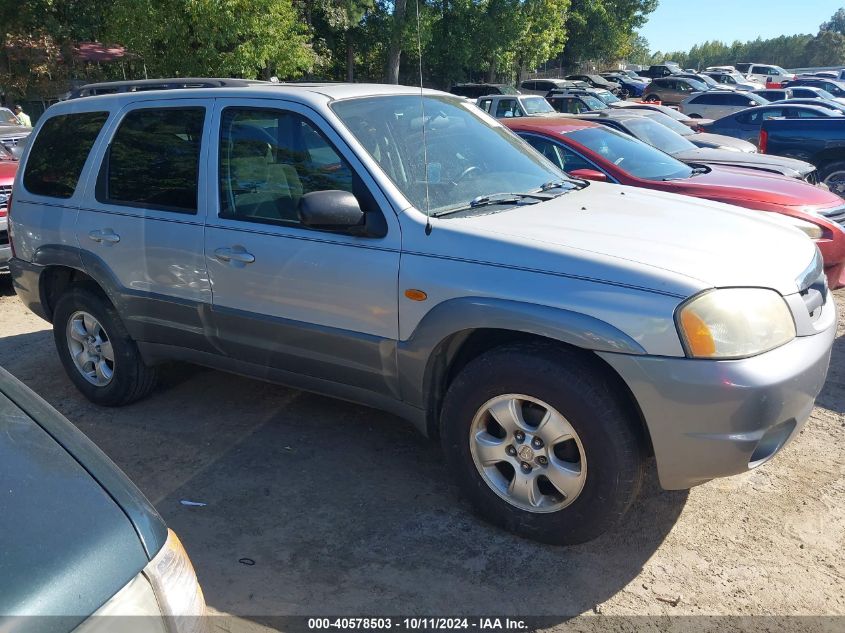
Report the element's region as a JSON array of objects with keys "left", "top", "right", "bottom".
[{"left": 396, "top": 296, "right": 646, "bottom": 414}]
